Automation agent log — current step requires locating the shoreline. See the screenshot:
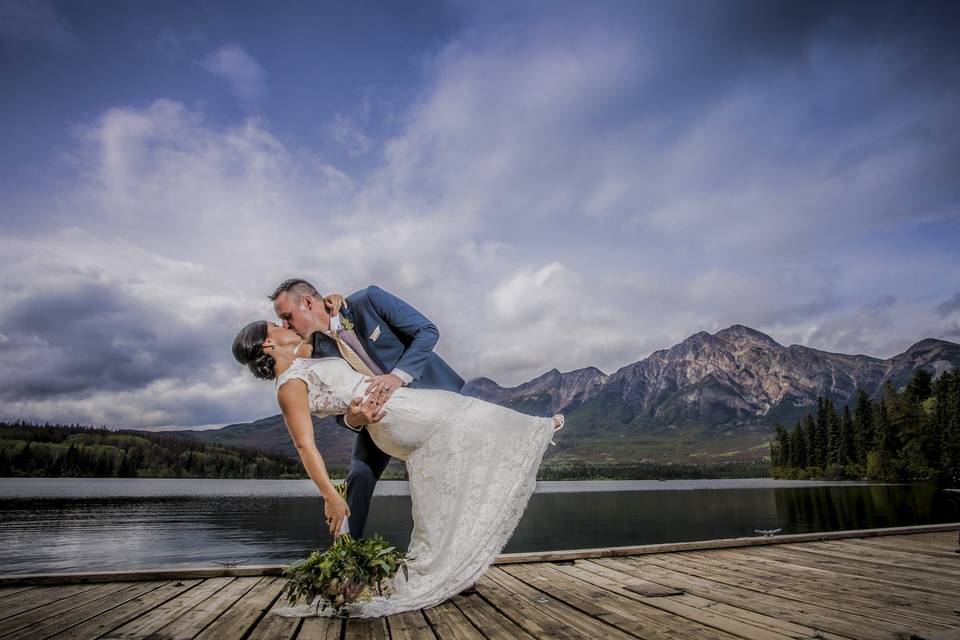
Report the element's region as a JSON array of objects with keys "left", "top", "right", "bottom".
[{"left": 0, "top": 476, "right": 909, "bottom": 498}]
